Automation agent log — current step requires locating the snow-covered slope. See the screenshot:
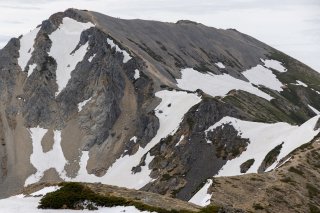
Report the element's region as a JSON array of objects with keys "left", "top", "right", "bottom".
[
  {"left": 189, "top": 179, "right": 212, "bottom": 206},
  {"left": 1, "top": 9, "right": 320, "bottom": 208},
  {"left": 177, "top": 67, "right": 274, "bottom": 101},
  {"left": 48, "top": 17, "right": 94, "bottom": 95},
  {"left": 206, "top": 115, "right": 320, "bottom": 176},
  {"left": 25, "top": 128, "right": 67, "bottom": 186},
  {"left": 18, "top": 27, "right": 40, "bottom": 71}
]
